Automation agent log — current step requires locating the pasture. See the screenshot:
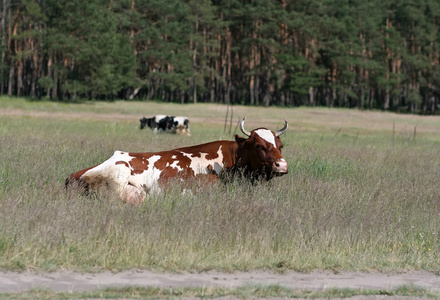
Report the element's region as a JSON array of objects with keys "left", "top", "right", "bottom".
[{"left": 1, "top": 96, "right": 440, "bottom": 273}]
